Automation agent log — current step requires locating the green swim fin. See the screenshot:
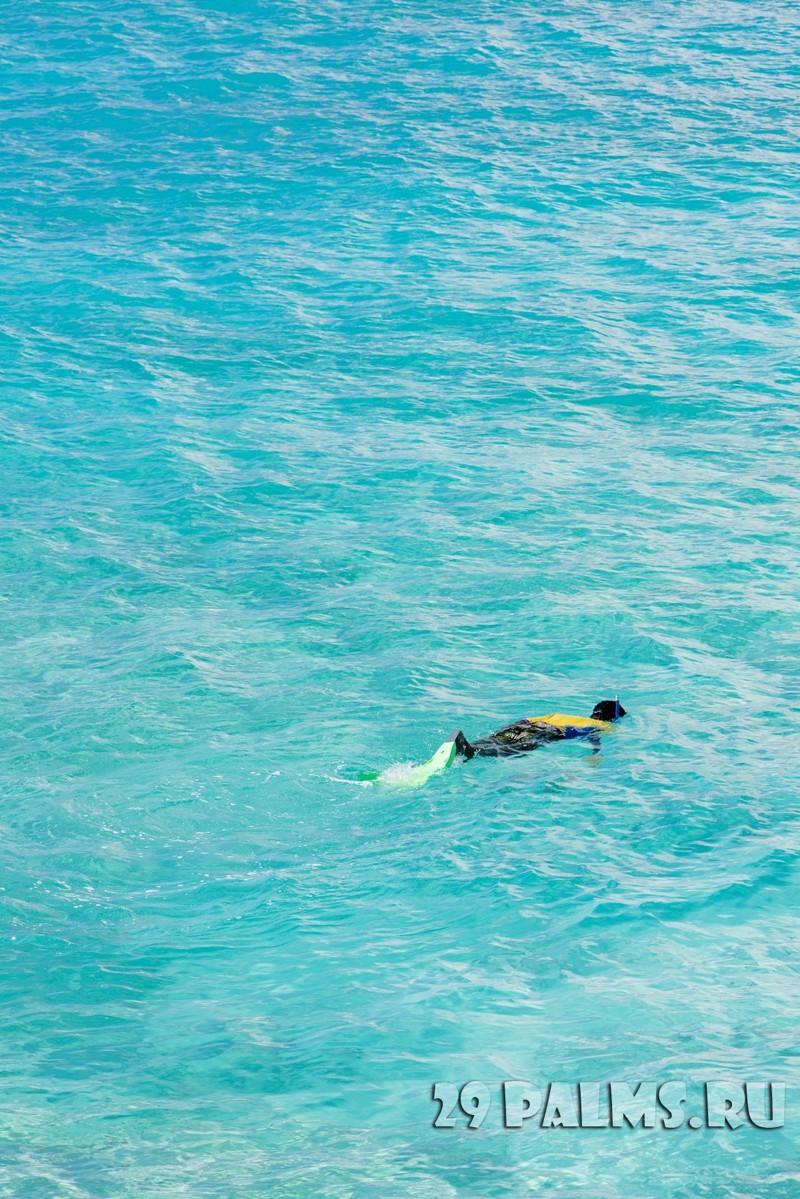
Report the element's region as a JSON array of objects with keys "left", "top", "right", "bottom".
[
  {"left": 401, "top": 734, "right": 459, "bottom": 787},
  {"left": 358, "top": 731, "right": 463, "bottom": 788}
]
